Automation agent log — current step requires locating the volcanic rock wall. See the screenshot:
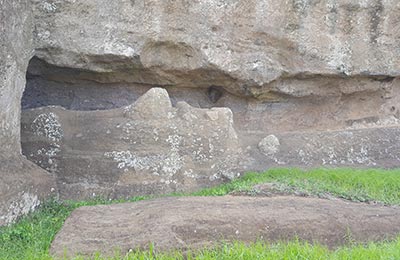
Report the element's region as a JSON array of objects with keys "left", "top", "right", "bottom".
[
  {"left": 0, "top": 0, "right": 55, "bottom": 226},
  {"left": 2, "top": 0, "right": 400, "bottom": 222},
  {"left": 32, "top": 0, "right": 400, "bottom": 92}
]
